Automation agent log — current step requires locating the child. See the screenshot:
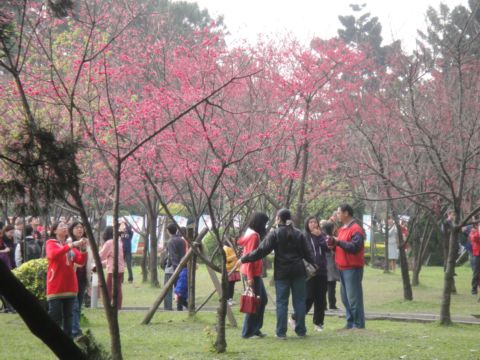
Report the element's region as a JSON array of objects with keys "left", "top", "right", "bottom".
[{"left": 224, "top": 241, "right": 240, "bottom": 306}]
